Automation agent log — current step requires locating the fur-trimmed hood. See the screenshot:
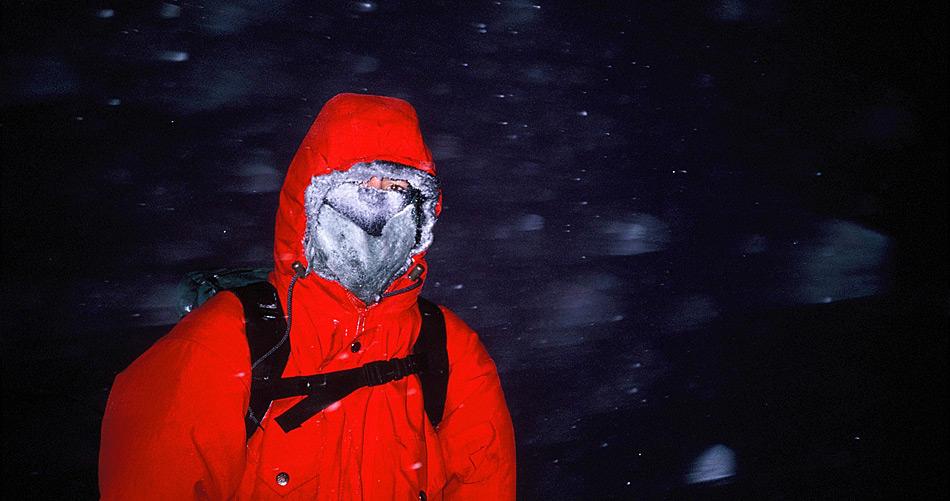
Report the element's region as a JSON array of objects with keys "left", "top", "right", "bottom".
[
  {"left": 303, "top": 161, "right": 439, "bottom": 304},
  {"left": 270, "top": 93, "right": 440, "bottom": 313}
]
